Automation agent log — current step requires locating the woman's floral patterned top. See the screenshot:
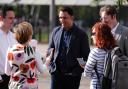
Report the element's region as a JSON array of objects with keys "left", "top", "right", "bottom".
[{"left": 5, "top": 44, "right": 45, "bottom": 89}]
